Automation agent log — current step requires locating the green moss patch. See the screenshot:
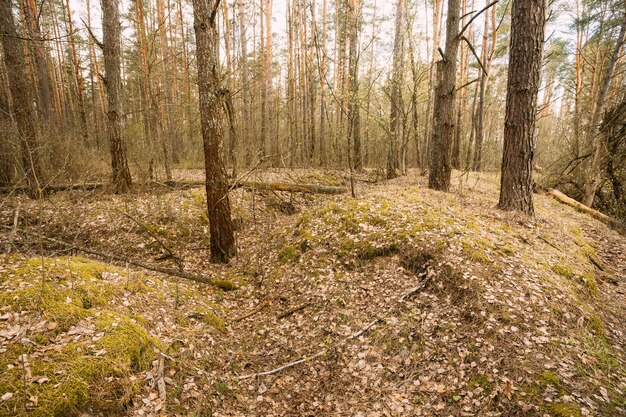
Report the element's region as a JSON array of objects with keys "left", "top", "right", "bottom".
[{"left": 0, "top": 256, "right": 159, "bottom": 416}]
